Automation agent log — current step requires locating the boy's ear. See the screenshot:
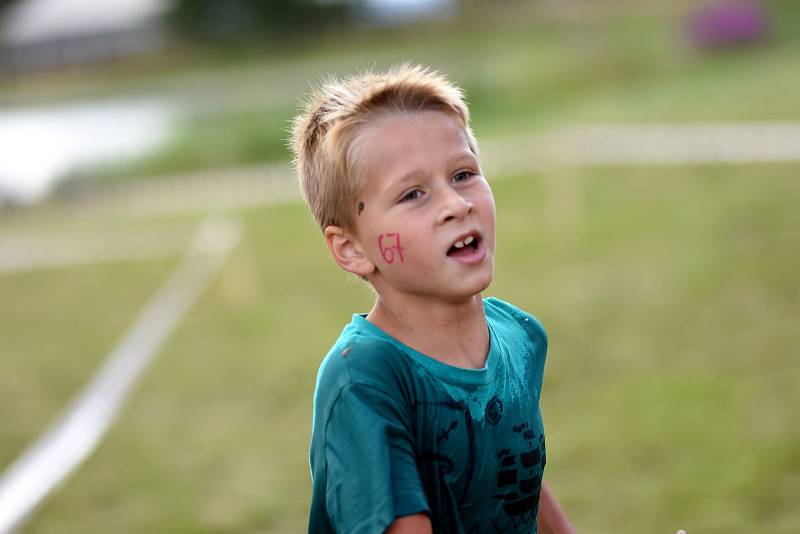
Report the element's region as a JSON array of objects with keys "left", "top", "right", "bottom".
[{"left": 324, "top": 226, "right": 375, "bottom": 277}]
